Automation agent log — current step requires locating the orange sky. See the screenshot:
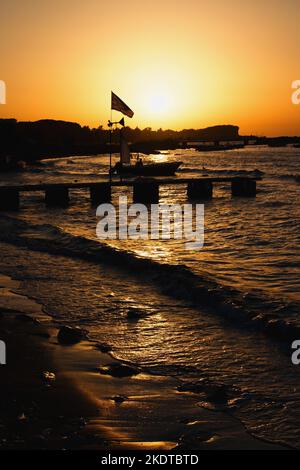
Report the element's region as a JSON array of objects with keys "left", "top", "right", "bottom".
[{"left": 0, "top": 0, "right": 299, "bottom": 135}]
